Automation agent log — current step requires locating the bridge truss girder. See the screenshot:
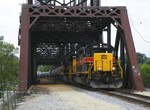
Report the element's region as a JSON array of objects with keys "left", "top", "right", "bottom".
[{"left": 18, "top": 5, "right": 144, "bottom": 91}]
